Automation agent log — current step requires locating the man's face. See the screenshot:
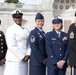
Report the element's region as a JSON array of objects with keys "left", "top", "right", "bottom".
[
  {"left": 13, "top": 17, "right": 22, "bottom": 25},
  {"left": 35, "top": 19, "right": 44, "bottom": 29}
]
